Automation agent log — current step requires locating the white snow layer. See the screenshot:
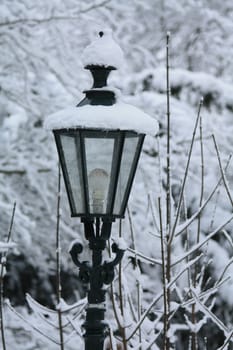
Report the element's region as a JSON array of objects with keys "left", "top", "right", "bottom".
[
  {"left": 82, "top": 29, "right": 125, "bottom": 69},
  {"left": 0, "top": 241, "right": 16, "bottom": 252},
  {"left": 113, "top": 237, "right": 128, "bottom": 250},
  {"left": 44, "top": 103, "right": 159, "bottom": 136}
]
